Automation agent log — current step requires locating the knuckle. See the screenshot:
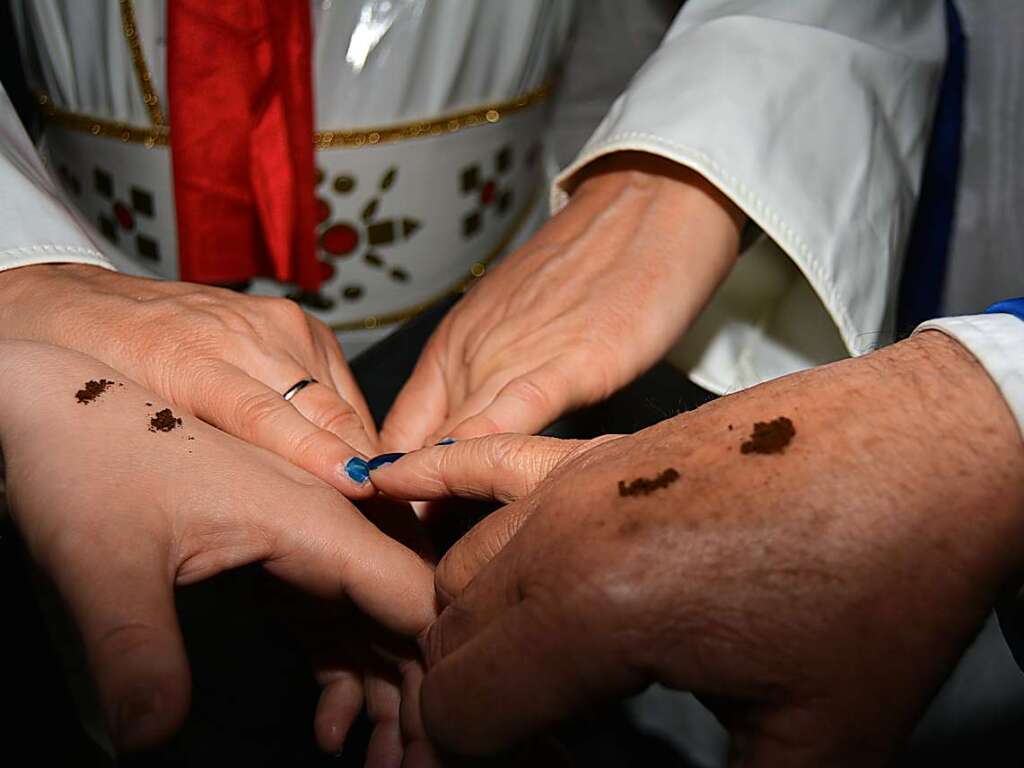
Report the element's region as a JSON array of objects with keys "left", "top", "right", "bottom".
[
  {"left": 269, "top": 297, "right": 312, "bottom": 332},
  {"left": 434, "top": 551, "right": 467, "bottom": 605},
  {"left": 93, "top": 620, "right": 161, "bottom": 661},
  {"left": 289, "top": 428, "right": 334, "bottom": 466},
  {"left": 232, "top": 389, "right": 285, "bottom": 435},
  {"left": 422, "top": 619, "right": 448, "bottom": 668},
  {"left": 503, "top": 375, "right": 553, "bottom": 413},
  {"left": 317, "top": 405, "right": 365, "bottom": 440}
]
